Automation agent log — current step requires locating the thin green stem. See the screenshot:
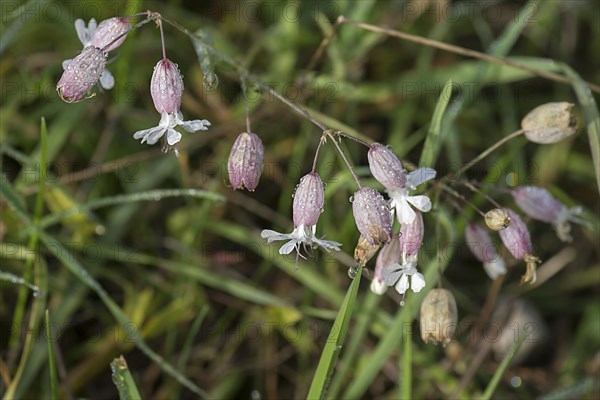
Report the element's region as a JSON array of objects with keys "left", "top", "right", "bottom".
[{"left": 325, "top": 131, "right": 362, "bottom": 188}]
